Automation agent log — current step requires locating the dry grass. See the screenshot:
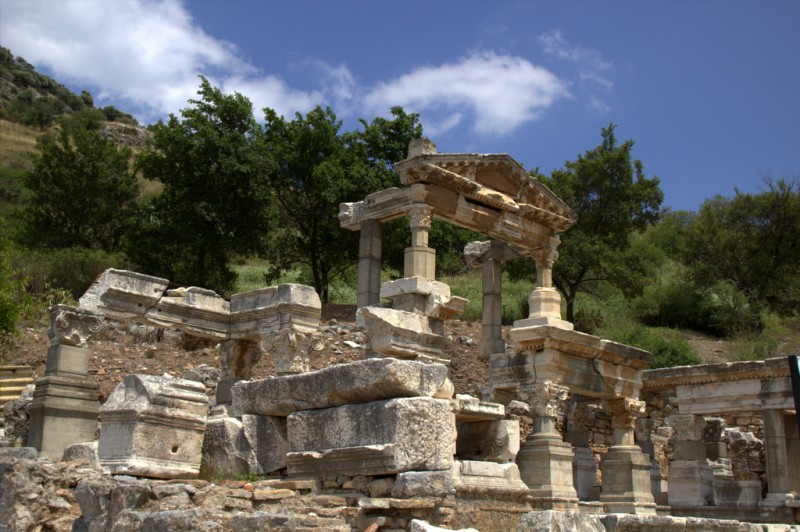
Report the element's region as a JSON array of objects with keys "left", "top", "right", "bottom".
[{"left": 0, "top": 119, "right": 40, "bottom": 169}]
